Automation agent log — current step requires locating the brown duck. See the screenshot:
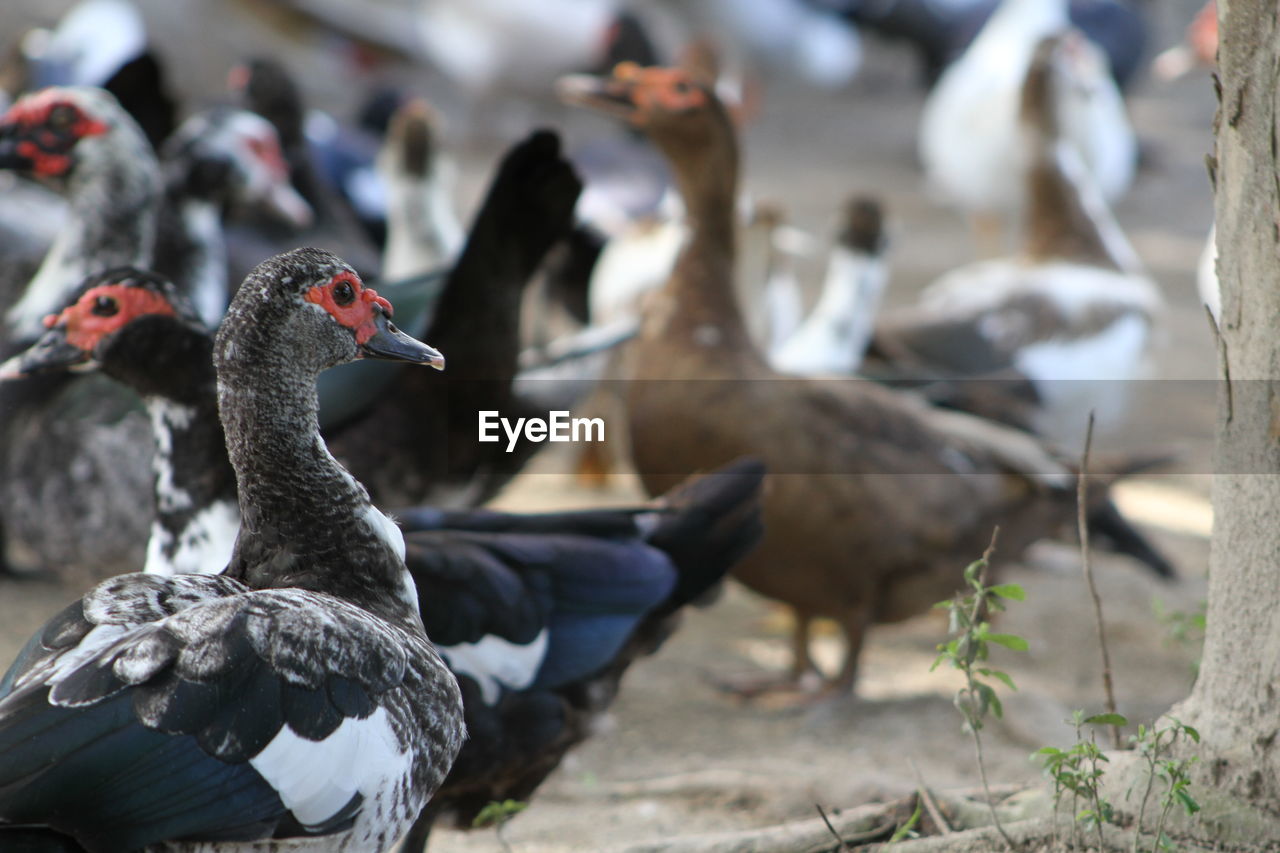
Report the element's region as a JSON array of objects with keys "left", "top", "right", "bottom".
[{"left": 558, "top": 63, "right": 1167, "bottom": 699}]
